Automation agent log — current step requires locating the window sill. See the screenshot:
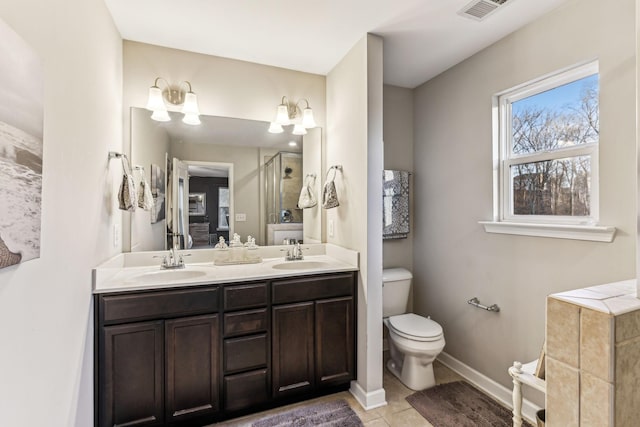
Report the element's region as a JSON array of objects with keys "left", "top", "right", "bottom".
[{"left": 478, "top": 221, "right": 616, "bottom": 242}]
